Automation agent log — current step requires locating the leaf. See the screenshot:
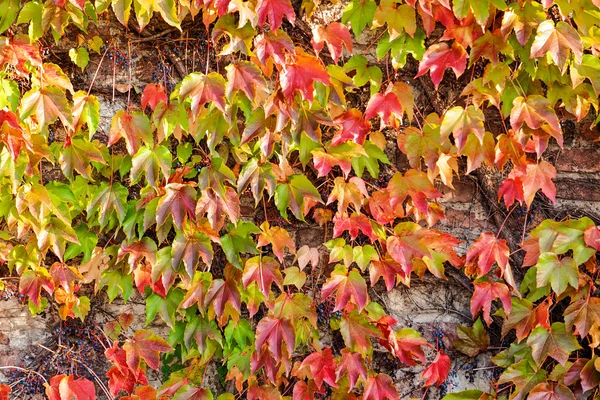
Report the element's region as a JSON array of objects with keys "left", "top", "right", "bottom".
[
  {"left": 178, "top": 72, "right": 226, "bottom": 114},
  {"left": 225, "top": 61, "right": 268, "bottom": 102},
  {"left": 388, "top": 328, "right": 428, "bottom": 366},
  {"left": 526, "top": 322, "right": 582, "bottom": 366},
  {"left": 19, "top": 268, "right": 55, "bottom": 307},
  {"left": 60, "top": 136, "right": 106, "bottom": 181},
  {"left": 141, "top": 83, "right": 167, "bottom": 111},
  {"left": 196, "top": 187, "right": 240, "bottom": 231},
  {"left": 454, "top": 318, "right": 490, "bottom": 357},
  {"left": 72, "top": 92, "right": 100, "bottom": 137},
  {"left": 415, "top": 42, "right": 468, "bottom": 89},
  {"left": 255, "top": 316, "right": 295, "bottom": 362},
  {"left": 441, "top": 391, "right": 485, "bottom": 400},
  {"left": 364, "top": 87, "right": 404, "bottom": 129},
  {"left": 242, "top": 256, "right": 282, "bottom": 297},
  {"left": 497, "top": 359, "right": 546, "bottom": 400},
  {"left": 172, "top": 226, "right": 213, "bottom": 279},
  {"left": 257, "top": 222, "right": 295, "bottom": 263},
  {"left": 280, "top": 53, "right": 330, "bottom": 102},
  {"left": 311, "top": 22, "right": 353, "bottom": 63},
  {"left": 372, "top": 0, "right": 416, "bottom": 40},
  {"left": 510, "top": 96, "right": 561, "bottom": 147},
  {"left": 256, "top": 0, "right": 294, "bottom": 30},
  {"left": 535, "top": 252, "right": 579, "bottom": 296},
  {"left": 332, "top": 109, "right": 371, "bottom": 146},
  {"left": 342, "top": 0, "right": 377, "bottom": 38},
  {"left": 156, "top": 183, "right": 197, "bottom": 230},
  {"left": 387, "top": 170, "right": 441, "bottom": 214},
  {"left": 296, "top": 245, "right": 319, "bottom": 271},
  {"left": 237, "top": 158, "right": 276, "bottom": 205},
  {"left": 0, "top": 0, "right": 18, "bottom": 35},
  {"left": 131, "top": 145, "right": 171, "bottom": 188},
  {"left": 332, "top": 213, "right": 377, "bottom": 242},
  {"left": 254, "top": 30, "right": 295, "bottom": 66},
  {"left": 440, "top": 105, "right": 485, "bottom": 152},
  {"left": 465, "top": 232, "right": 509, "bottom": 278},
  {"left": 362, "top": 374, "right": 399, "bottom": 400},
  {"left": 470, "top": 280, "right": 511, "bottom": 326},
  {"left": 87, "top": 182, "right": 128, "bottom": 228},
  {"left": 521, "top": 161, "right": 556, "bottom": 208},
  {"left": 339, "top": 310, "right": 381, "bottom": 354},
  {"left": 274, "top": 174, "right": 322, "bottom": 221},
  {"left": 109, "top": 110, "right": 153, "bottom": 156},
  {"left": 584, "top": 225, "right": 600, "bottom": 251},
  {"left": 0, "top": 384, "right": 11, "bottom": 400},
  {"left": 205, "top": 277, "right": 241, "bottom": 318},
  {"left": 370, "top": 257, "right": 406, "bottom": 291},
  {"left": 530, "top": 20, "right": 582, "bottom": 71},
  {"left": 528, "top": 382, "right": 576, "bottom": 400},
  {"left": 300, "top": 348, "right": 337, "bottom": 390},
  {"left": 501, "top": 297, "right": 551, "bottom": 342},
  {"left": 420, "top": 351, "right": 451, "bottom": 387},
  {"left": 45, "top": 375, "right": 96, "bottom": 400},
  {"left": 20, "top": 86, "right": 73, "bottom": 130},
  {"left": 123, "top": 329, "right": 173, "bottom": 370},
  {"left": 321, "top": 266, "right": 369, "bottom": 311},
  {"left": 563, "top": 297, "right": 600, "bottom": 337},
  {"left": 335, "top": 349, "right": 367, "bottom": 390}
]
